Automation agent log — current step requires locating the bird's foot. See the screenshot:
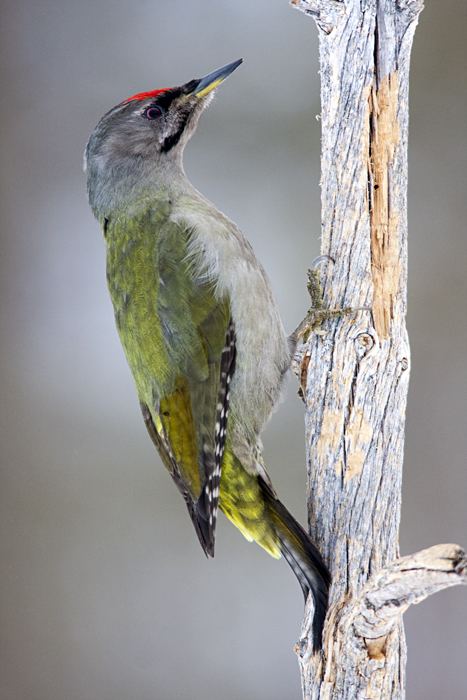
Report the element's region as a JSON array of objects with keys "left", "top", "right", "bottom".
[{"left": 292, "top": 256, "right": 369, "bottom": 343}]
